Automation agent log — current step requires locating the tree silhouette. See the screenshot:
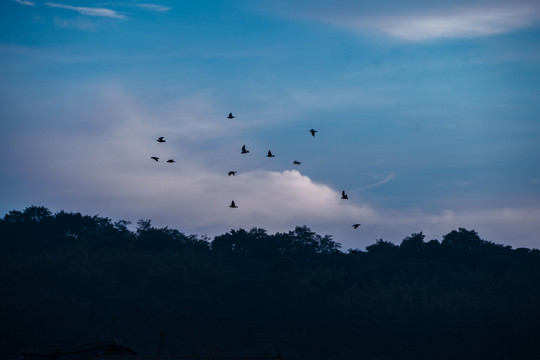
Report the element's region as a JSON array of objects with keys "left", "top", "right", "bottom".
[{"left": 1, "top": 207, "right": 540, "bottom": 360}]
